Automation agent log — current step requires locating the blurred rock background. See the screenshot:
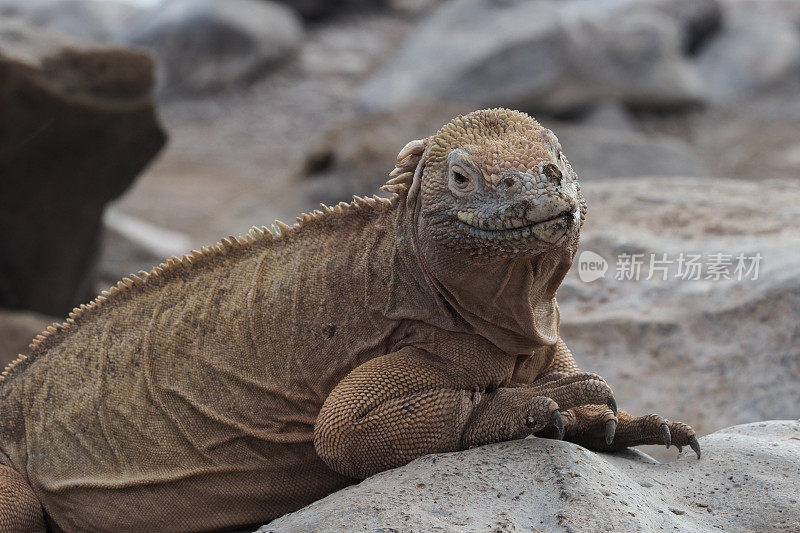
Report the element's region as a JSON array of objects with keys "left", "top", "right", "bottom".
[{"left": 1, "top": 0, "right": 798, "bottom": 468}]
